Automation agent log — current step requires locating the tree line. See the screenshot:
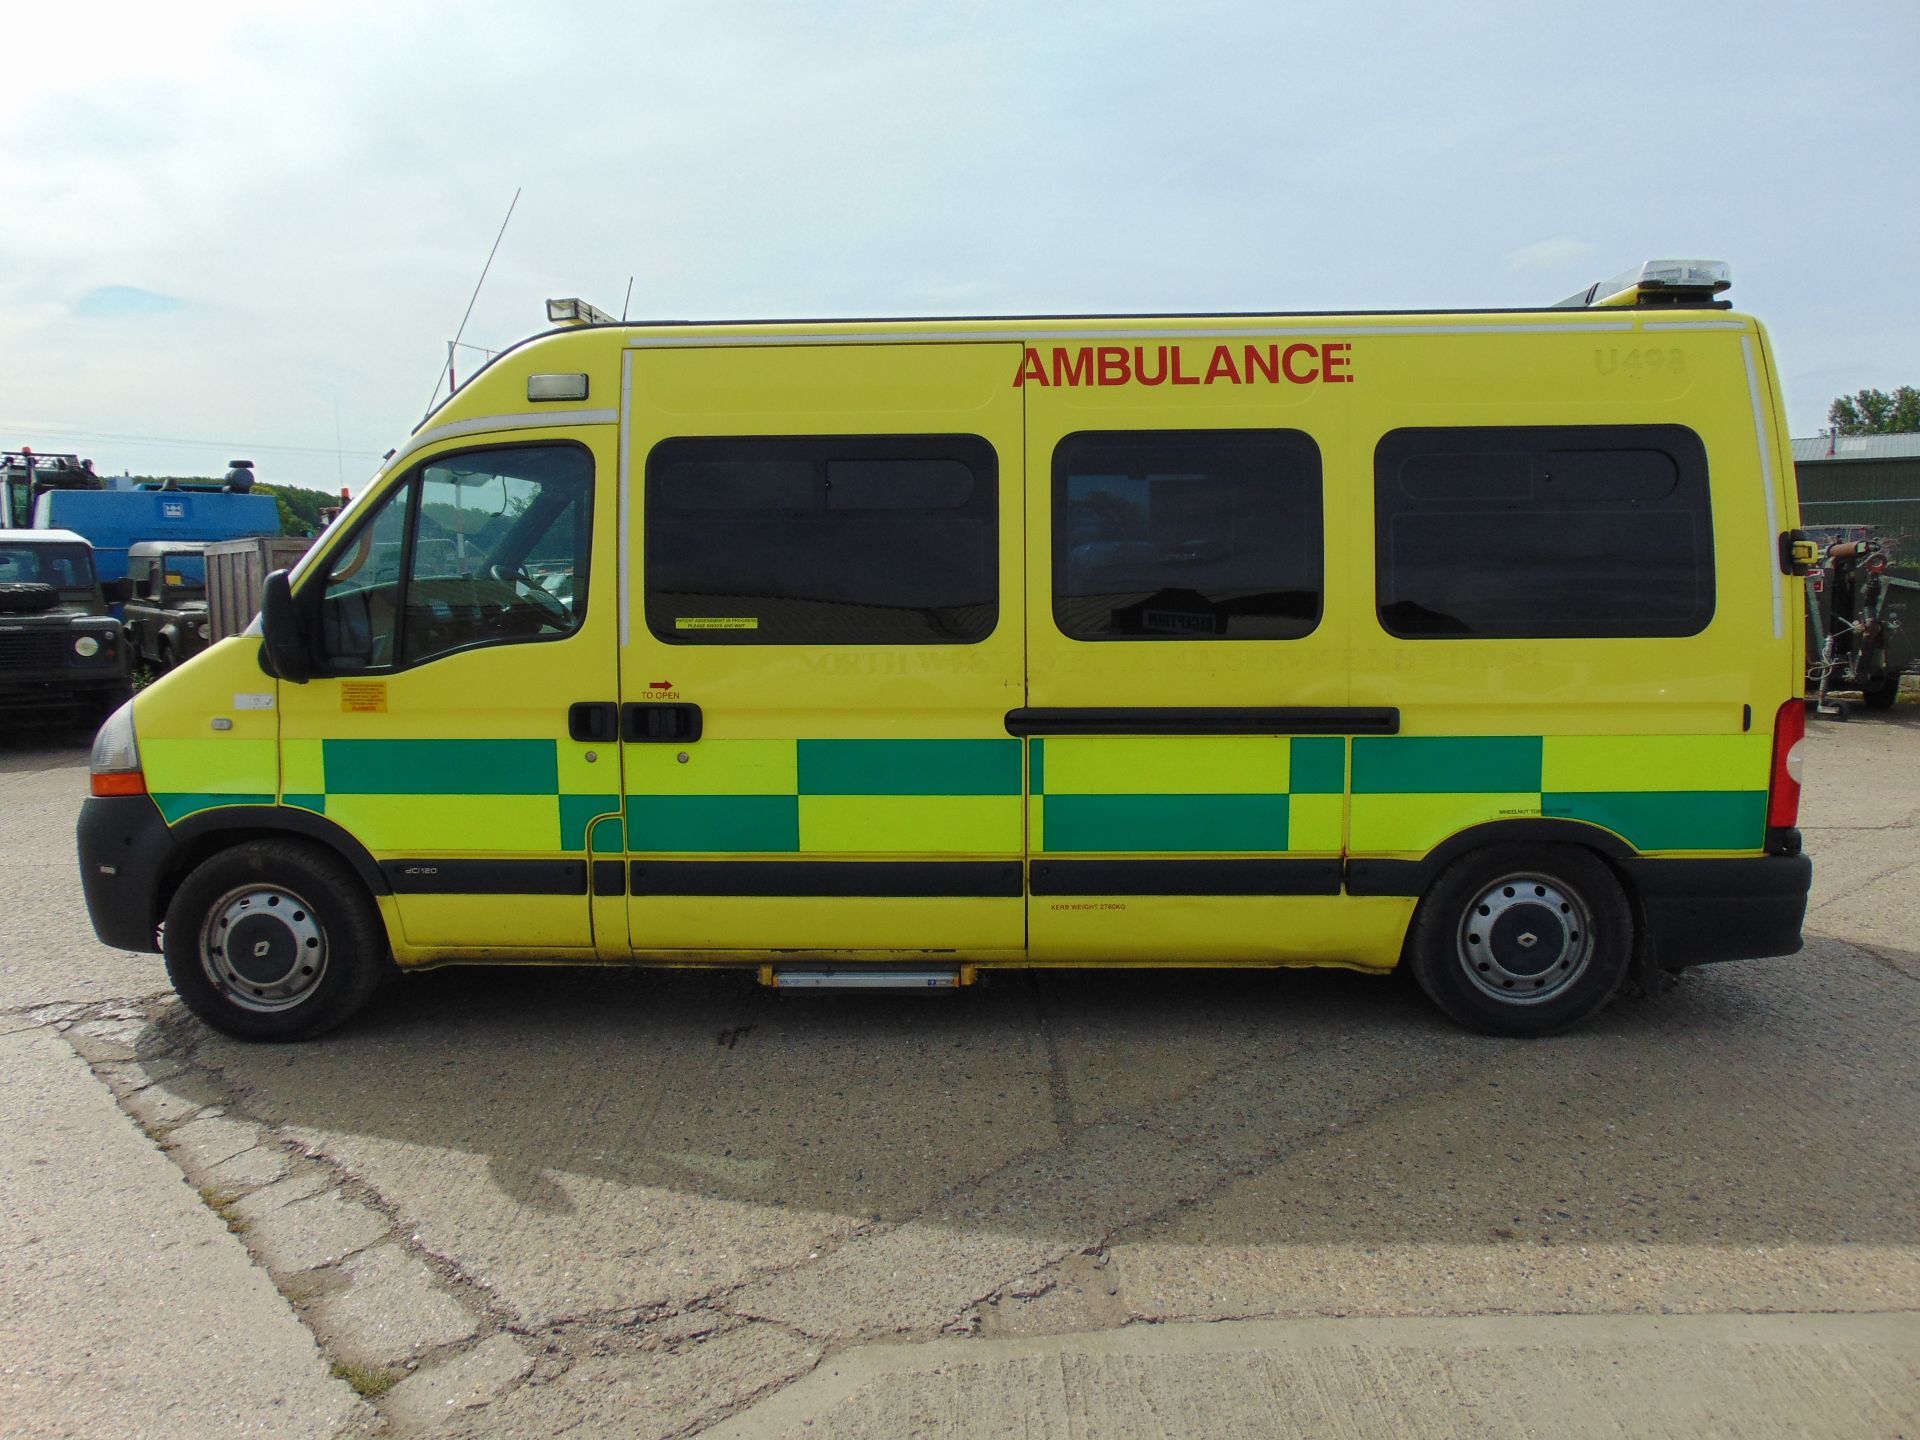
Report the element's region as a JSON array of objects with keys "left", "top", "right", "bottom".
[{"left": 1828, "top": 387, "right": 1920, "bottom": 436}]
